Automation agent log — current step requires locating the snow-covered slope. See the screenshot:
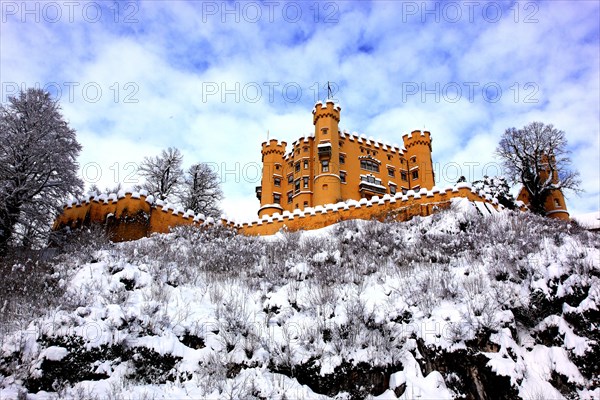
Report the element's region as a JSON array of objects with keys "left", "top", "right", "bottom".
[{"left": 1, "top": 202, "right": 598, "bottom": 399}]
